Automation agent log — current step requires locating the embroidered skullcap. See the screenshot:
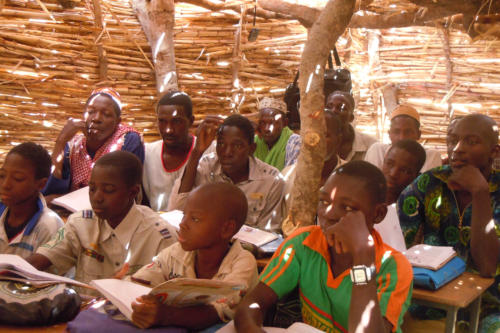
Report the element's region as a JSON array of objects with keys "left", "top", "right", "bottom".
[{"left": 258, "top": 97, "right": 287, "bottom": 114}]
